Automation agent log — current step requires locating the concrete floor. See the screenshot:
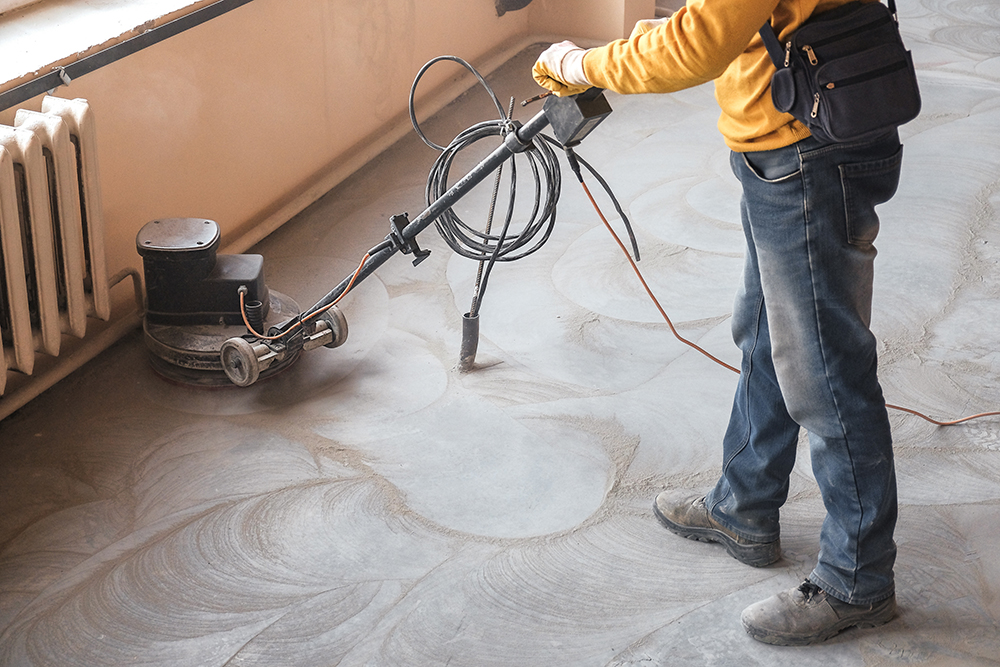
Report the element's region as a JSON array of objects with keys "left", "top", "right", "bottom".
[{"left": 2, "top": 2, "right": 1000, "bottom": 665}]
